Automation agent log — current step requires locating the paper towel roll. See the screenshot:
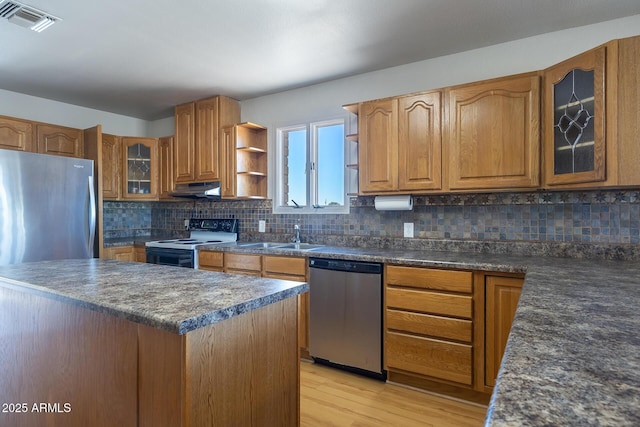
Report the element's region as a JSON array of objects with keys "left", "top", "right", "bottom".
[{"left": 374, "top": 195, "right": 413, "bottom": 211}]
